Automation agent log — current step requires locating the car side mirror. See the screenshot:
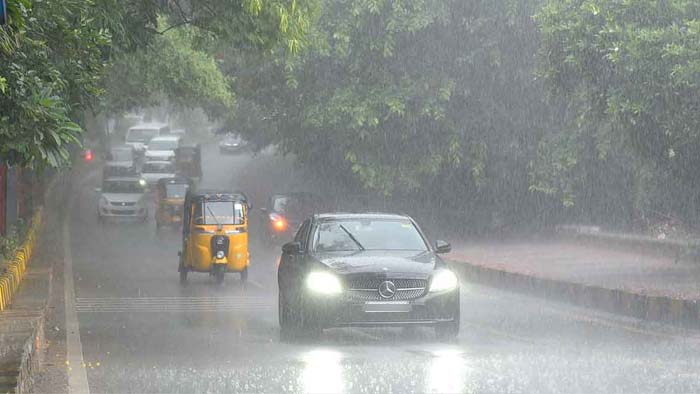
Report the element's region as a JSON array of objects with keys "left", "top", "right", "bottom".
[
  {"left": 282, "top": 241, "right": 301, "bottom": 255},
  {"left": 435, "top": 240, "right": 451, "bottom": 254},
  {"left": 94, "top": 187, "right": 102, "bottom": 193}
]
